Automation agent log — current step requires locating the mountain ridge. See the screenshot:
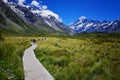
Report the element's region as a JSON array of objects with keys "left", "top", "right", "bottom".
[
  {"left": 0, "top": 0, "right": 73, "bottom": 36},
  {"left": 69, "top": 16, "right": 120, "bottom": 33},
  {"left": 5, "top": 0, "right": 72, "bottom": 33}
]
